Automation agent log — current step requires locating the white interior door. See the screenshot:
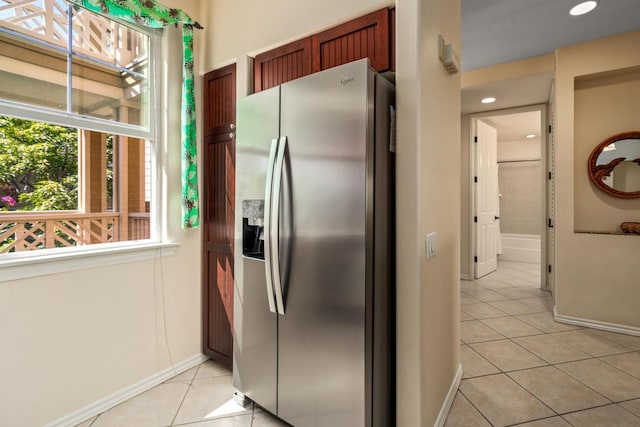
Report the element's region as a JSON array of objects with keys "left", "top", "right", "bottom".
[{"left": 475, "top": 120, "right": 499, "bottom": 278}]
